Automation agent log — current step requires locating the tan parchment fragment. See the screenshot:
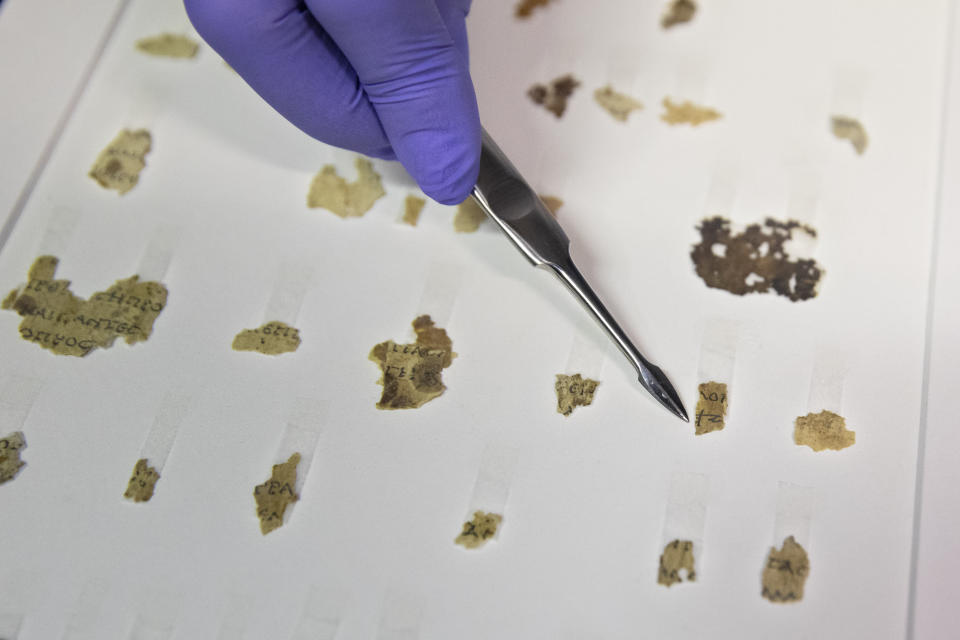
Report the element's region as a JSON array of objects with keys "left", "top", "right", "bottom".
[
  {"left": 0, "top": 432, "right": 26, "bottom": 485},
  {"left": 690, "top": 217, "right": 824, "bottom": 302},
  {"left": 831, "top": 116, "right": 868, "bottom": 155},
  {"left": 515, "top": 0, "right": 554, "bottom": 19},
  {"left": 2, "top": 256, "right": 168, "bottom": 357},
  {"left": 123, "top": 458, "right": 160, "bottom": 502},
  {"left": 253, "top": 453, "right": 301, "bottom": 535},
  {"left": 135, "top": 34, "right": 199, "bottom": 59},
  {"left": 88, "top": 129, "right": 152, "bottom": 195},
  {"left": 794, "top": 410, "right": 855, "bottom": 451},
  {"left": 307, "top": 157, "right": 385, "bottom": 218},
  {"left": 454, "top": 197, "right": 486, "bottom": 232},
  {"left": 594, "top": 85, "right": 644, "bottom": 122},
  {"left": 540, "top": 195, "right": 564, "bottom": 216},
  {"left": 555, "top": 374, "right": 599, "bottom": 416},
  {"left": 694, "top": 381, "right": 727, "bottom": 435},
  {"left": 529, "top": 75, "right": 581, "bottom": 118},
  {"left": 402, "top": 195, "right": 426, "bottom": 226},
  {"left": 661, "top": 98, "right": 721, "bottom": 126},
  {"left": 762, "top": 536, "right": 810, "bottom": 603},
  {"left": 662, "top": 0, "right": 697, "bottom": 28},
  {"left": 455, "top": 511, "right": 503, "bottom": 549},
  {"left": 232, "top": 321, "right": 300, "bottom": 355},
  {"left": 658, "top": 539, "right": 696, "bottom": 586},
  {"left": 369, "top": 315, "right": 455, "bottom": 410}
]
